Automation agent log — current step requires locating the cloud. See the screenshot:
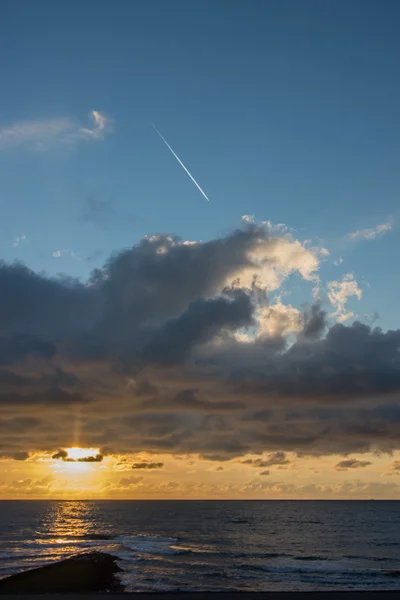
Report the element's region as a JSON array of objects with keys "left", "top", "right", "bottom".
[
  {"left": 257, "top": 303, "right": 302, "bottom": 338},
  {"left": 52, "top": 249, "right": 82, "bottom": 261},
  {"left": 52, "top": 450, "right": 68, "bottom": 460},
  {"left": 131, "top": 461, "right": 164, "bottom": 470},
  {"left": 1, "top": 222, "right": 400, "bottom": 460},
  {"left": 327, "top": 273, "right": 362, "bottom": 322},
  {"left": 241, "top": 452, "right": 290, "bottom": 468},
  {"left": 364, "top": 312, "right": 379, "bottom": 326},
  {"left": 0, "top": 110, "right": 112, "bottom": 151},
  {"left": 0, "top": 476, "right": 54, "bottom": 497},
  {"left": 75, "top": 110, "right": 110, "bottom": 141},
  {"left": 141, "top": 291, "right": 253, "bottom": 365},
  {"left": 300, "top": 303, "right": 327, "bottom": 340},
  {"left": 77, "top": 454, "right": 103, "bottom": 462},
  {"left": 118, "top": 476, "right": 144, "bottom": 488},
  {"left": 0, "top": 389, "right": 89, "bottom": 406},
  {"left": 0, "top": 451, "right": 30, "bottom": 461},
  {"left": 12, "top": 234, "right": 27, "bottom": 248},
  {"left": 0, "top": 335, "right": 55, "bottom": 365},
  {"left": 347, "top": 220, "right": 393, "bottom": 242},
  {"left": 335, "top": 458, "right": 372, "bottom": 471},
  {"left": 241, "top": 479, "right": 398, "bottom": 498}
]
